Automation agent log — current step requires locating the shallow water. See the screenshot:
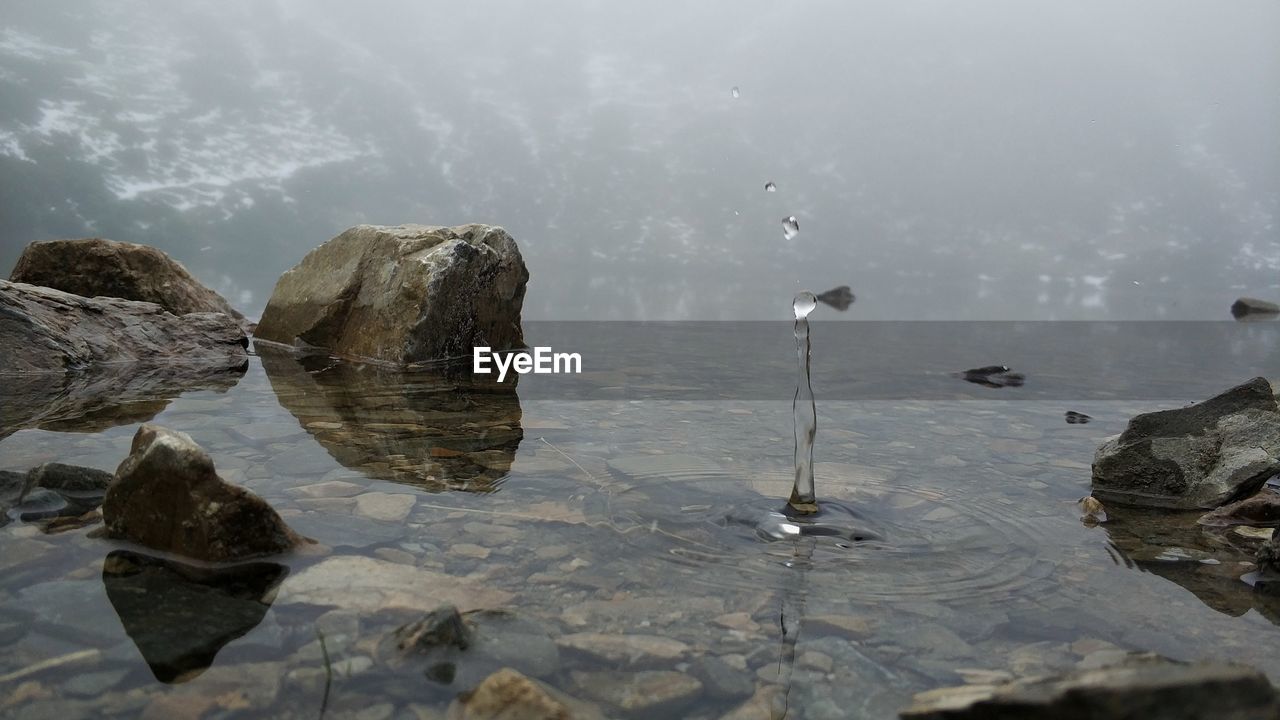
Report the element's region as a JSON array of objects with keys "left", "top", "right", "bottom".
[{"left": 3, "top": 324, "right": 1280, "bottom": 719}]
